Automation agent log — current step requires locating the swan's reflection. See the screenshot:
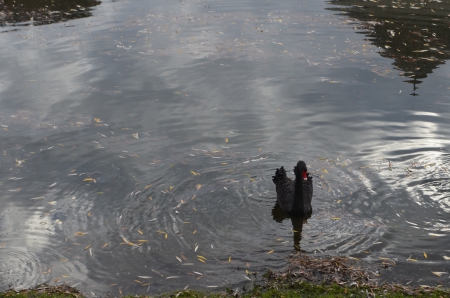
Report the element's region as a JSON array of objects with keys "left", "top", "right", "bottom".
[{"left": 272, "top": 203, "right": 311, "bottom": 251}]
